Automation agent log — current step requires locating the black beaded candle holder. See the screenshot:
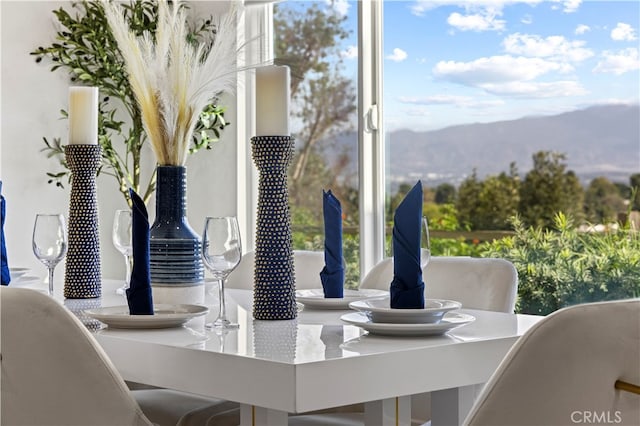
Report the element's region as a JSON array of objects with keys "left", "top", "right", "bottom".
[
  {"left": 64, "top": 144, "right": 102, "bottom": 298},
  {"left": 251, "top": 136, "right": 297, "bottom": 320}
]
